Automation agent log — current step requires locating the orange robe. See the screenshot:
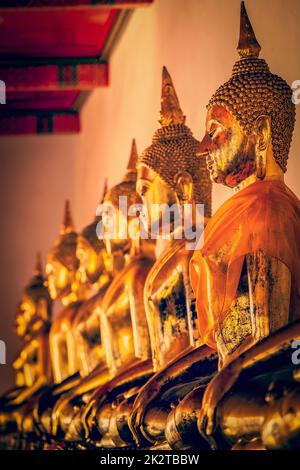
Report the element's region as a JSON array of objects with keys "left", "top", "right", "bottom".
[{"left": 190, "top": 179, "right": 300, "bottom": 350}]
